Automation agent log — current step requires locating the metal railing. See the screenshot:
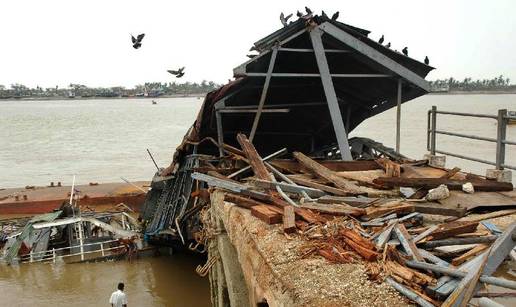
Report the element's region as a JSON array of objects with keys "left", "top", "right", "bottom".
[
  {"left": 16, "top": 239, "right": 123, "bottom": 264},
  {"left": 427, "top": 106, "right": 516, "bottom": 171}
]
